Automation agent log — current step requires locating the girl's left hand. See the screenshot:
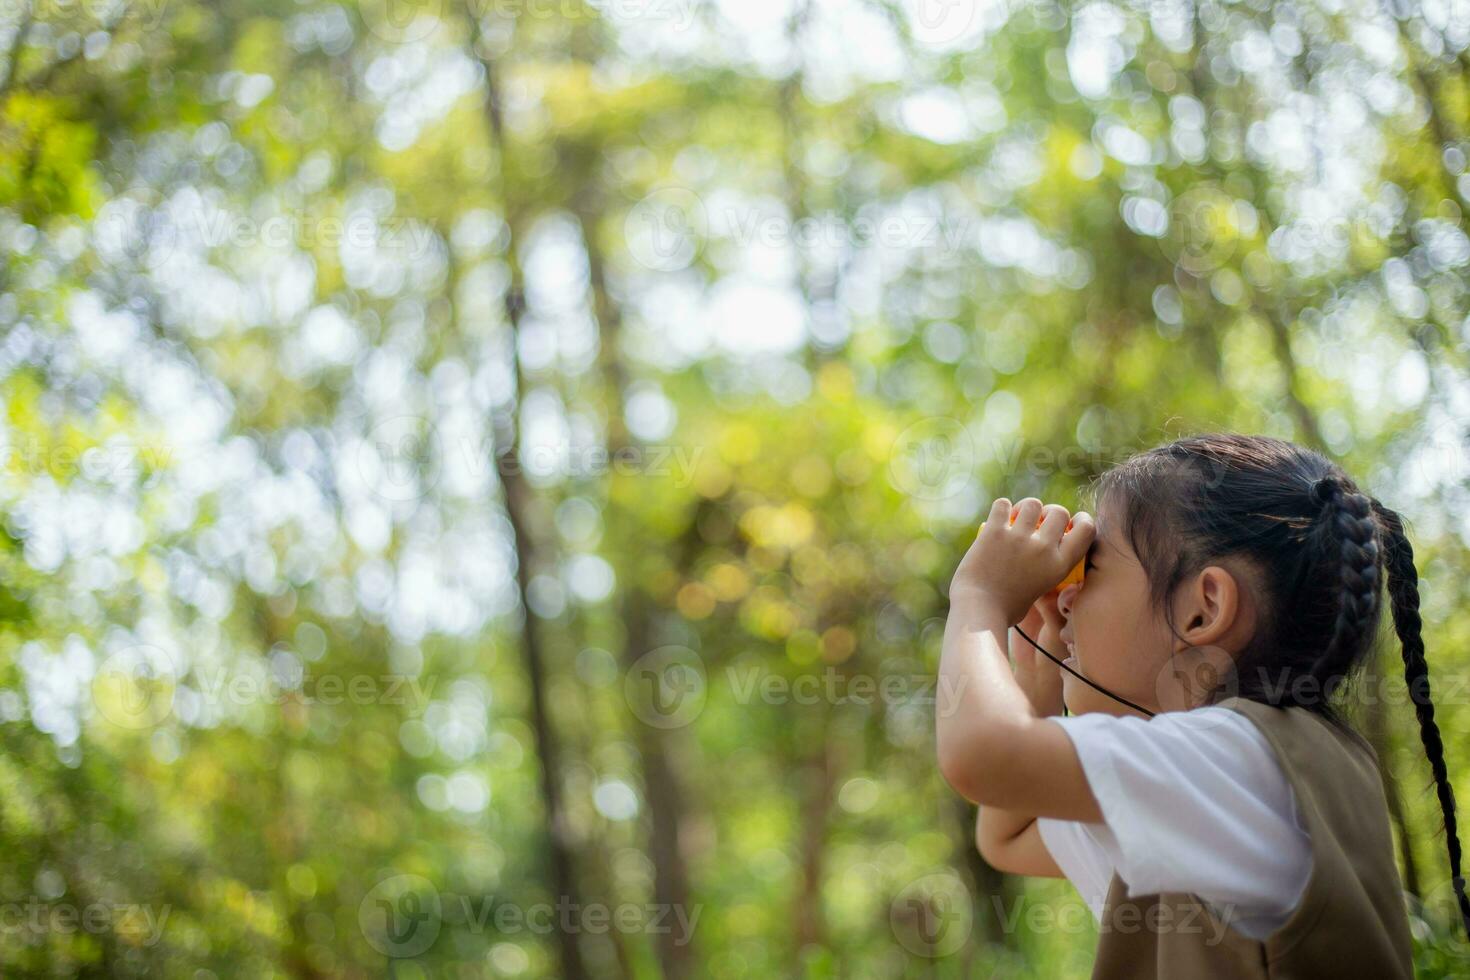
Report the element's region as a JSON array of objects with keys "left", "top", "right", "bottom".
[
  {"left": 951, "top": 497, "right": 1094, "bottom": 625},
  {"left": 1011, "top": 592, "right": 1066, "bottom": 715}
]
